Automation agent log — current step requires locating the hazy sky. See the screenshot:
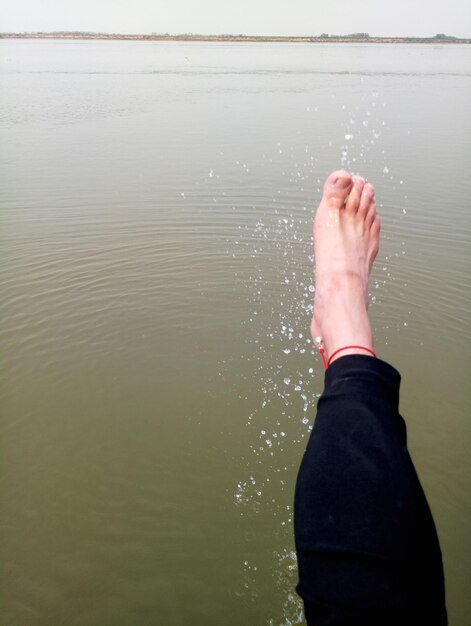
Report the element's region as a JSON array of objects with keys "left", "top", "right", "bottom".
[{"left": 2, "top": 0, "right": 470, "bottom": 38}]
